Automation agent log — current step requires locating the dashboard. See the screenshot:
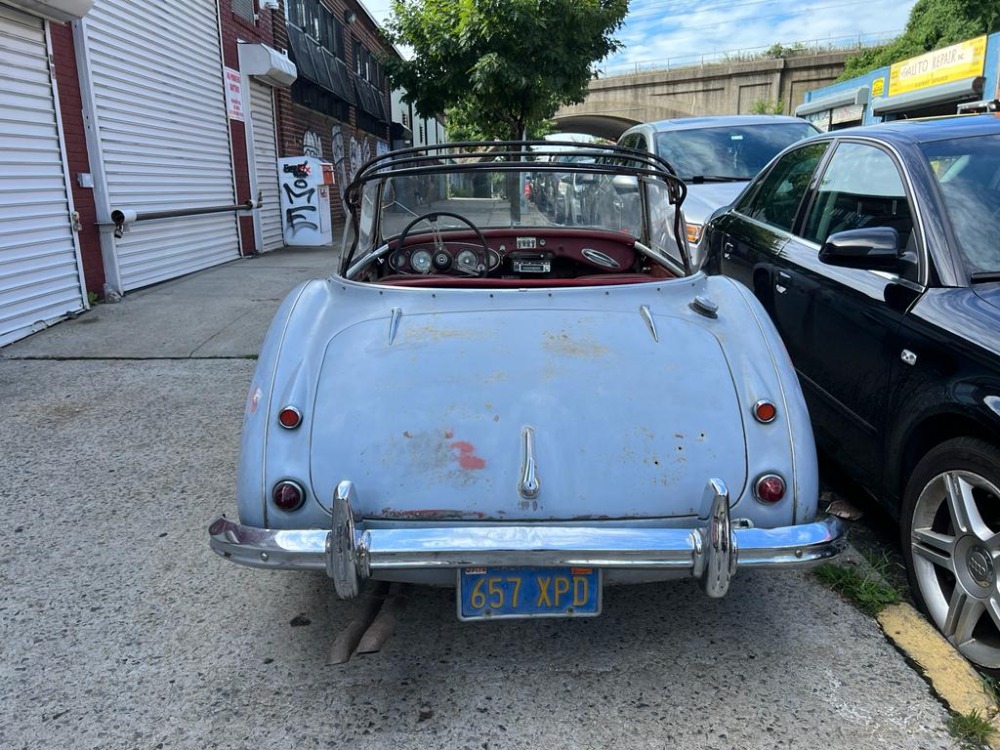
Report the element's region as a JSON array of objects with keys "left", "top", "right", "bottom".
[{"left": 383, "top": 229, "right": 638, "bottom": 280}]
